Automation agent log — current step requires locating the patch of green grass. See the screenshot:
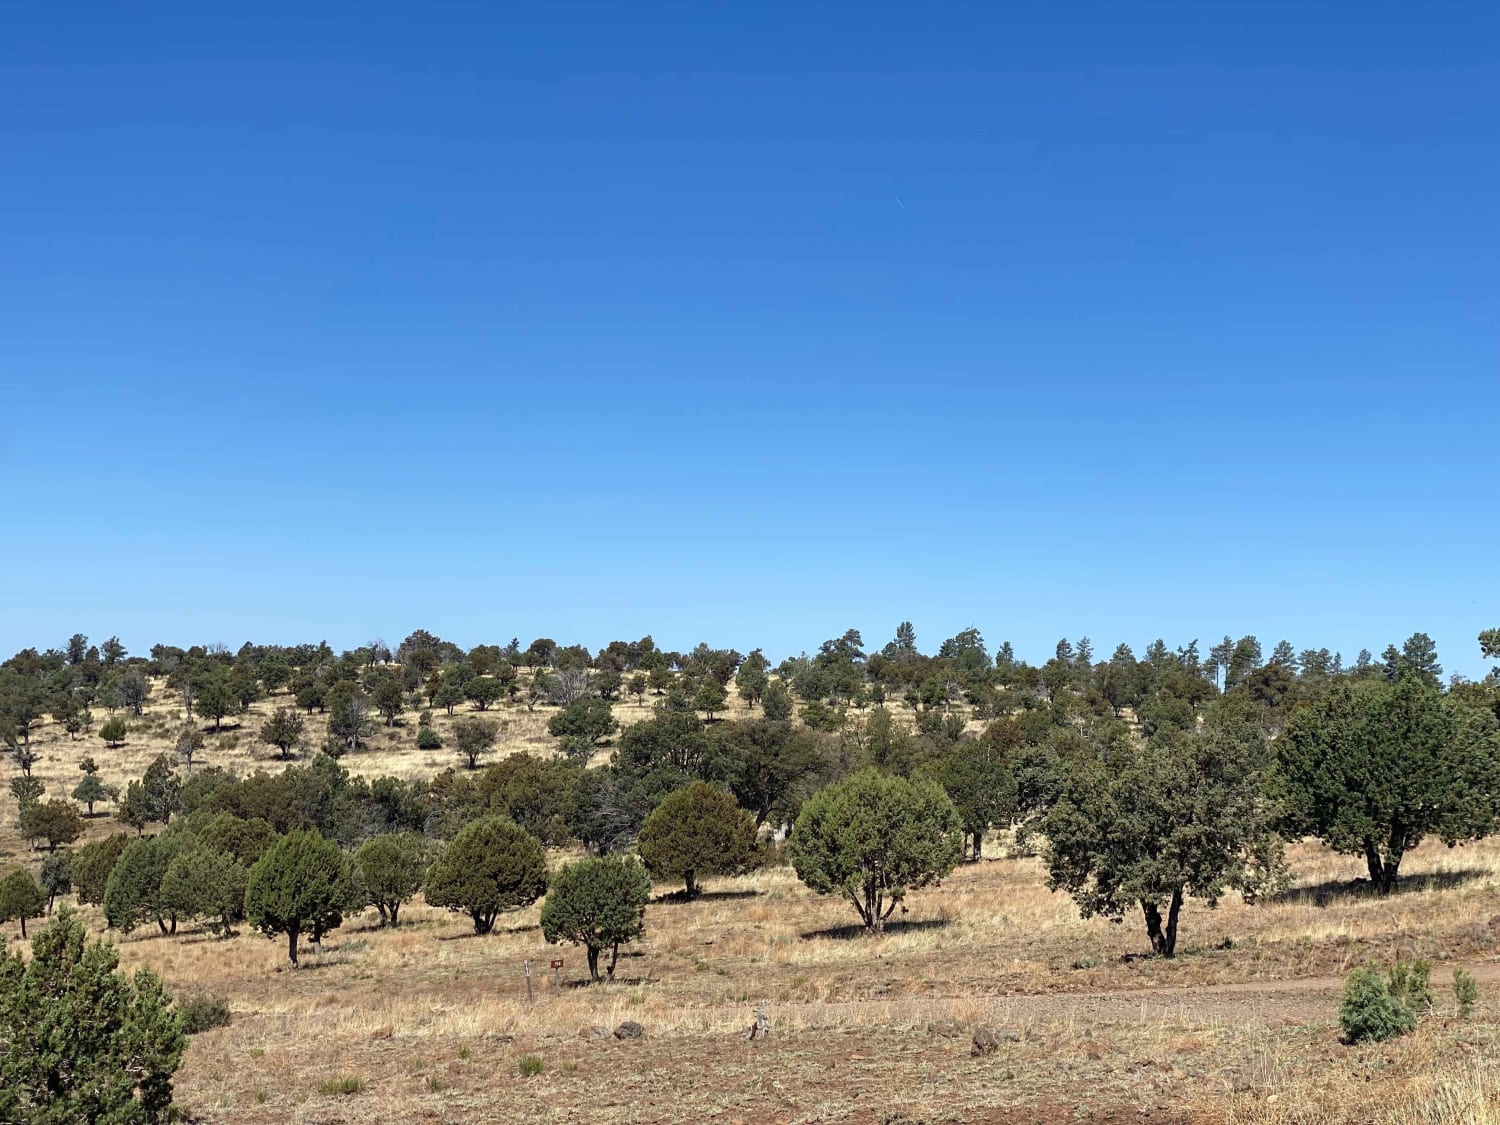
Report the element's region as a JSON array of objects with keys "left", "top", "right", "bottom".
[
  {"left": 317, "top": 1075, "right": 366, "bottom": 1097},
  {"left": 426, "top": 1074, "right": 448, "bottom": 1092},
  {"left": 518, "top": 1054, "right": 544, "bottom": 1078}
]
